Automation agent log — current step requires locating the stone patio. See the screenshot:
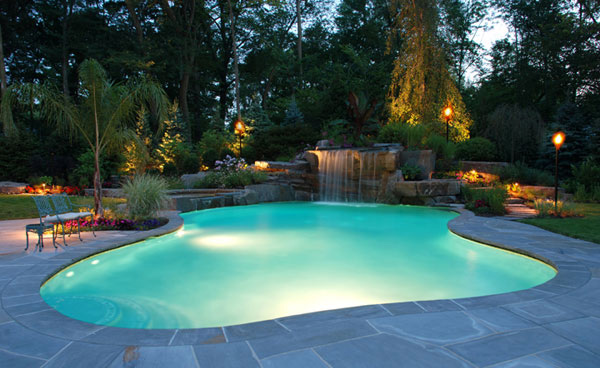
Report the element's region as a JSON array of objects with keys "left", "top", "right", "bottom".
[{"left": 0, "top": 208, "right": 599, "bottom": 367}]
